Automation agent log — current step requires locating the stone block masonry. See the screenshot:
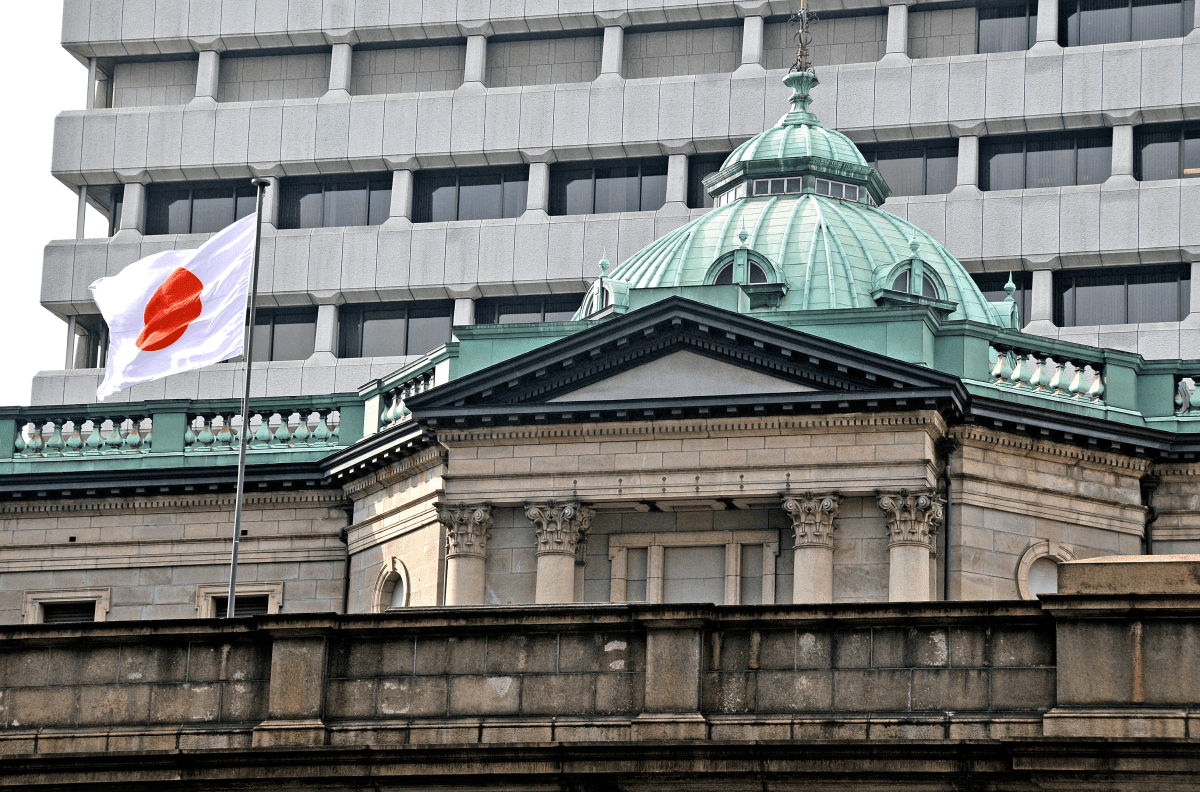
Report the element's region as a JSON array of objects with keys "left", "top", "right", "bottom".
[
  {"left": 486, "top": 35, "right": 603, "bottom": 88},
  {"left": 350, "top": 44, "right": 467, "bottom": 96},
  {"left": 216, "top": 52, "right": 331, "bottom": 102}
]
